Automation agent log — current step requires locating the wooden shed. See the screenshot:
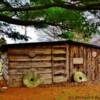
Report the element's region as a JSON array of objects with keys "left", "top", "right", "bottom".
[{"left": 1, "top": 40, "right": 100, "bottom": 87}]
